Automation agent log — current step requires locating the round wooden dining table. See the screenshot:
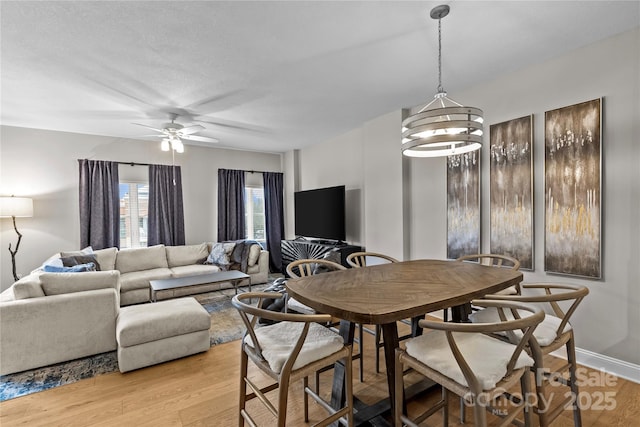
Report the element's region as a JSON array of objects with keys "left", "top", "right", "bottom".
[{"left": 286, "top": 258, "right": 523, "bottom": 426}]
